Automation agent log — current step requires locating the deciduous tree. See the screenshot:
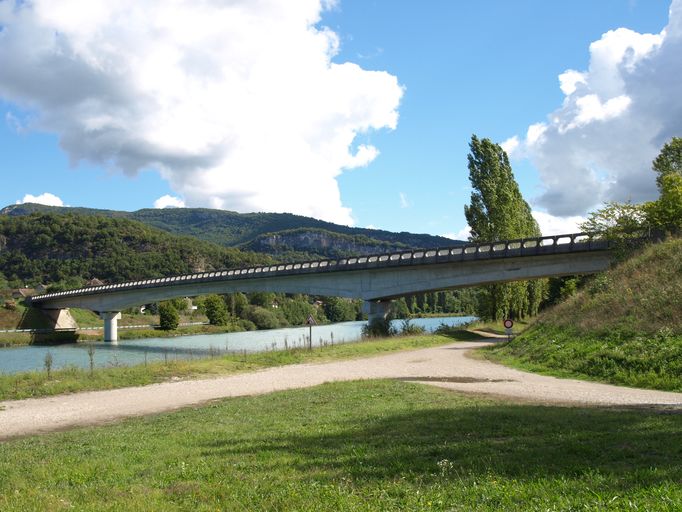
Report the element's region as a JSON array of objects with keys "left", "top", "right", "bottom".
[{"left": 463, "top": 135, "right": 545, "bottom": 320}]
